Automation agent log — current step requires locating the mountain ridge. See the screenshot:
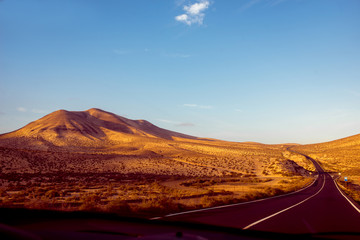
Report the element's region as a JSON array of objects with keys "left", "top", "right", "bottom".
[{"left": 0, "top": 108, "right": 198, "bottom": 151}]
